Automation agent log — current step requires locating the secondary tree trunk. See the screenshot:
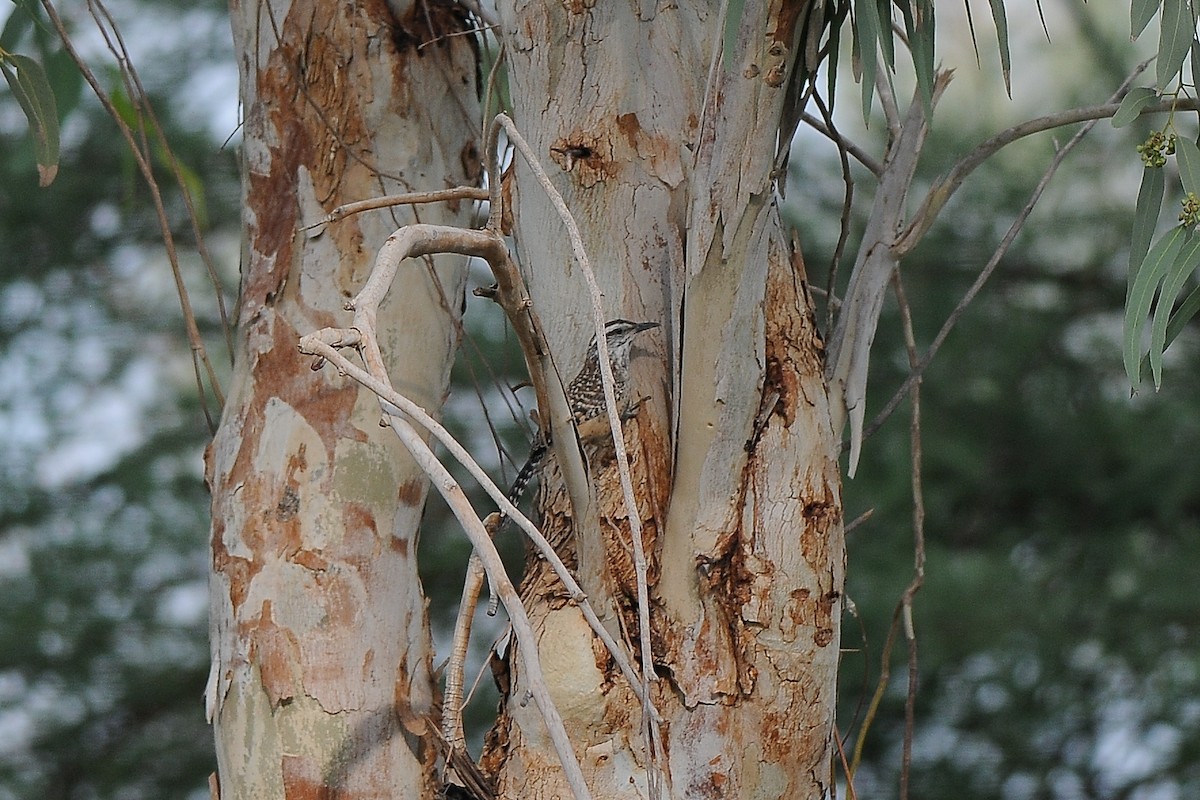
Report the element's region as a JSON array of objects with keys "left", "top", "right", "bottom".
[
  {"left": 485, "top": 2, "right": 844, "bottom": 798},
  {"left": 206, "top": 1, "right": 478, "bottom": 797}
]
